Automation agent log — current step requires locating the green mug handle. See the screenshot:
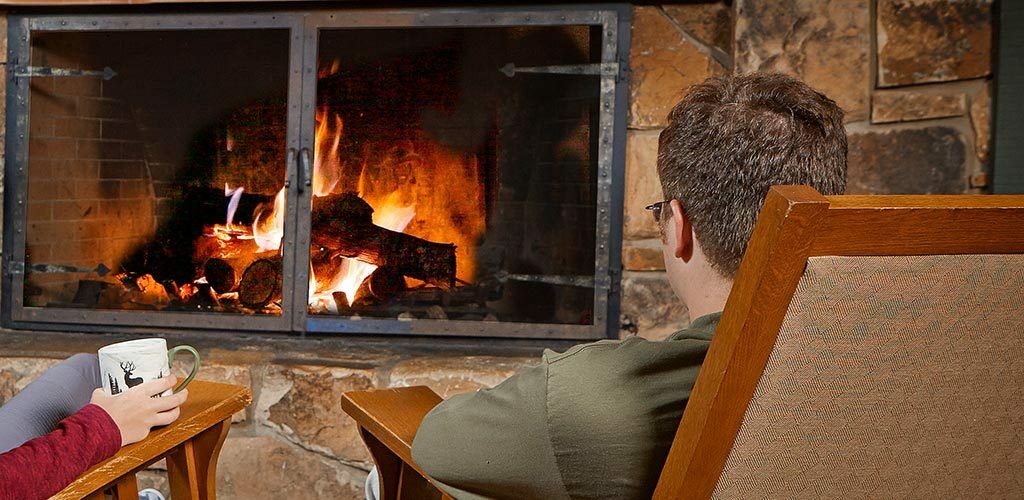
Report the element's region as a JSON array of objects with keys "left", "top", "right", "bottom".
[{"left": 167, "top": 345, "right": 201, "bottom": 394}]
